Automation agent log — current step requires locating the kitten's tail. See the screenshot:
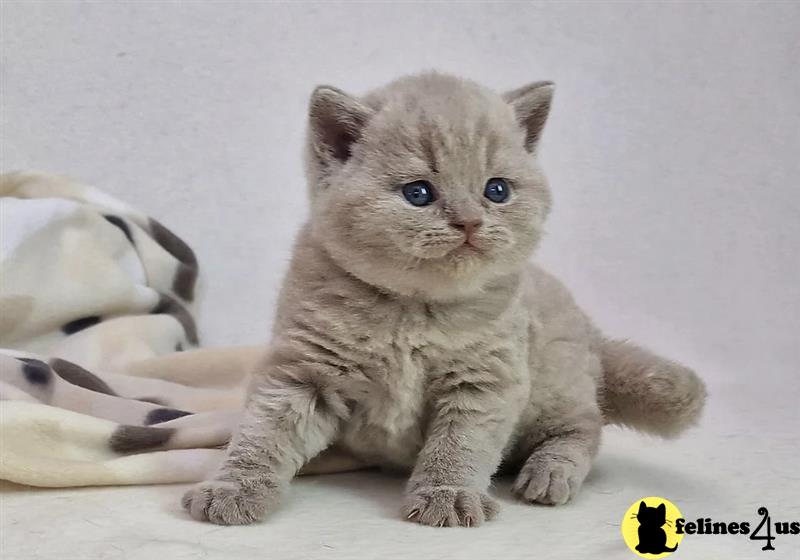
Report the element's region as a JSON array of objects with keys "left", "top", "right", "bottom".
[{"left": 599, "top": 339, "right": 706, "bottom": 438}]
